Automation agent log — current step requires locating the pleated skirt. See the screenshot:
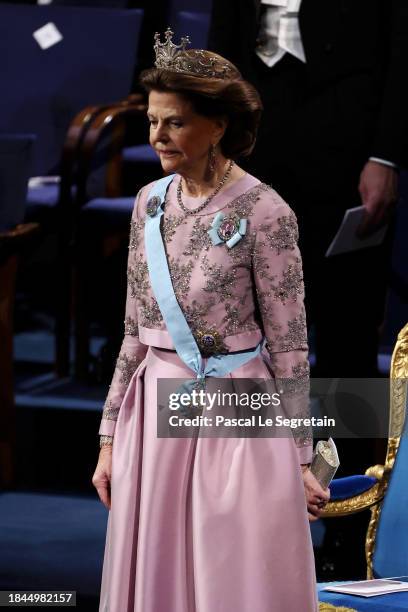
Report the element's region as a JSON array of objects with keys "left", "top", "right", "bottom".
[{"left": 99, "top": 346, "right": 318, "bottom": 612}]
